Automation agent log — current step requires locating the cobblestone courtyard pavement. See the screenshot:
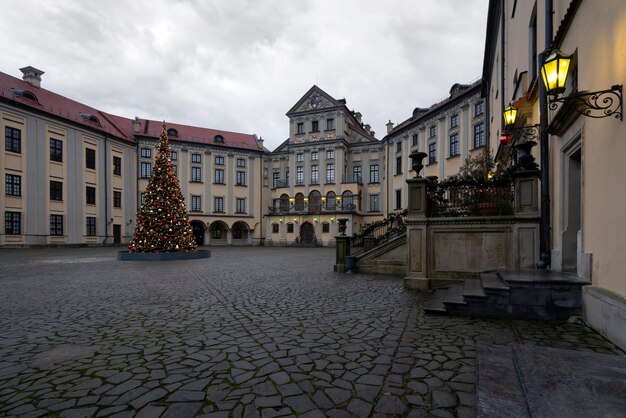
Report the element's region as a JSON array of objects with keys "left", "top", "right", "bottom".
[{"left": 0, "top": 247, "right": 623, "bottom": 418}]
